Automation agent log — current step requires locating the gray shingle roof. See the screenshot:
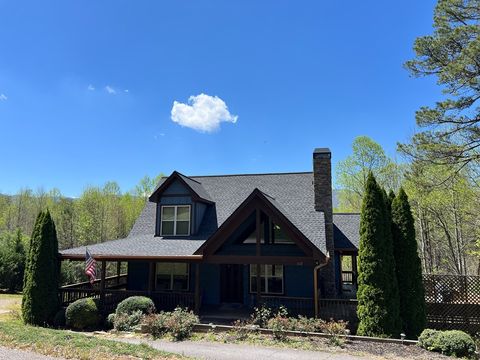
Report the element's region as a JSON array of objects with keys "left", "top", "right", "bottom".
[
  {"left": 333, "top": 213, "right": 360, "bottom": 250},
  {"left": 60, "top": 234, "right": 205, "bottom": 257},
  {"left": 61, "top": 172, "right": 361, "bottom": 258}
]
